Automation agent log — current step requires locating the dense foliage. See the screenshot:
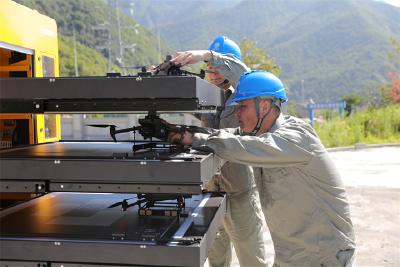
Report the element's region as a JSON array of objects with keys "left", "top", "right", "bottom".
[
  {"left": 15, "top": 0, "right": 170, "bottom": 76},
  {"left": 58, "top": 35, "right": 119, "bottom": 76},
  {"left": 240, "top": 38, "right": 281, "bottom": 76}
]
